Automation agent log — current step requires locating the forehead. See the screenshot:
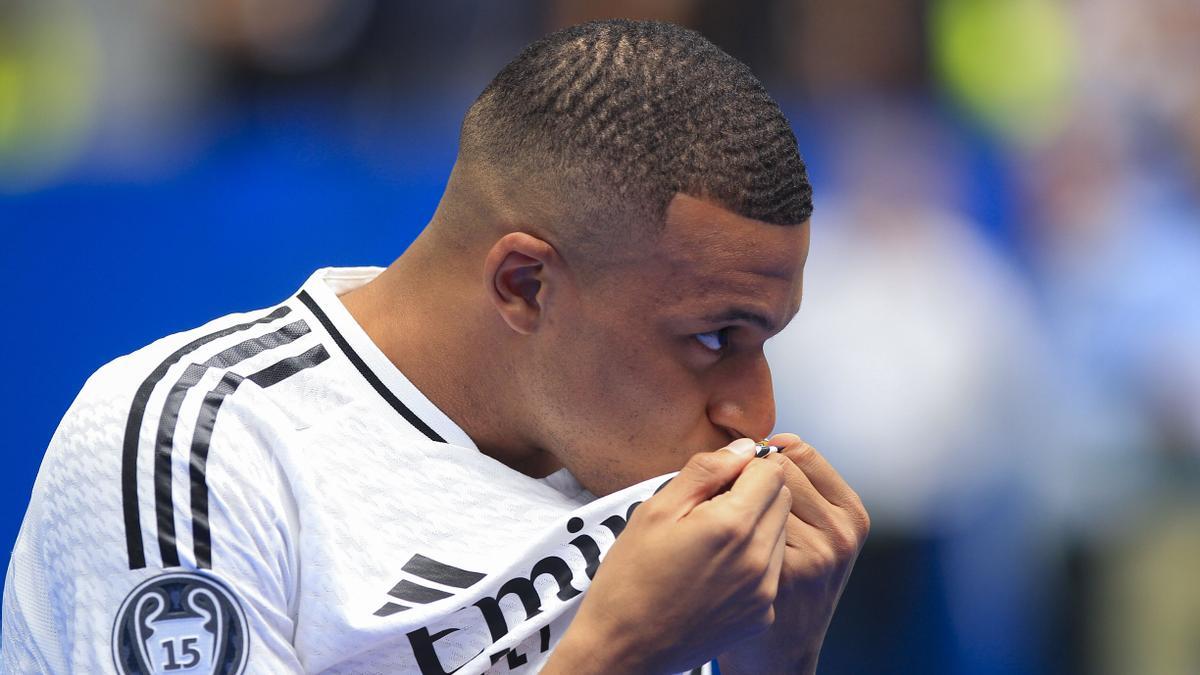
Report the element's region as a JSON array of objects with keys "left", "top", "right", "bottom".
[{"left": 633, "top": 193, "right": 810, "bottom": 327}]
